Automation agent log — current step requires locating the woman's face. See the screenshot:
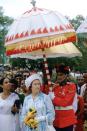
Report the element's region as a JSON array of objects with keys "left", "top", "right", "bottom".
[
  {"left": 31, "top": 79, "right": 41, "bottom": 95},
  {"left": 3, "top": 78, "right": 11, "bottom": 91}
]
